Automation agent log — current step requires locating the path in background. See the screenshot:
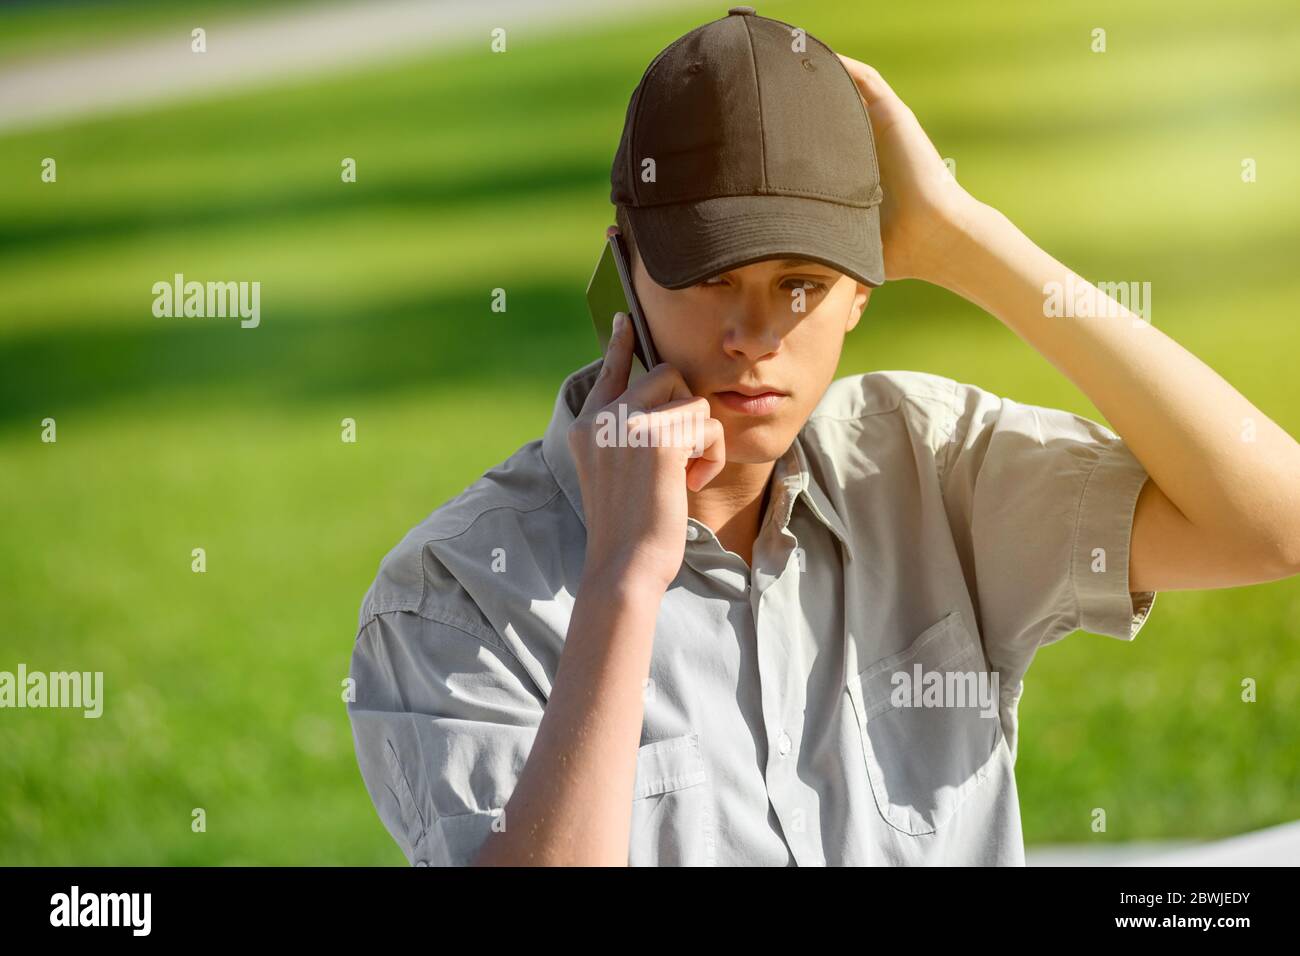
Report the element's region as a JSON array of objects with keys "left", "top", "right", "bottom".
[
  {"left": 0, "top": 0, "right": 707, "bottom": 132},
  {"left": 1027, "top": 819, "right": 1300, "bottom": 866}
]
